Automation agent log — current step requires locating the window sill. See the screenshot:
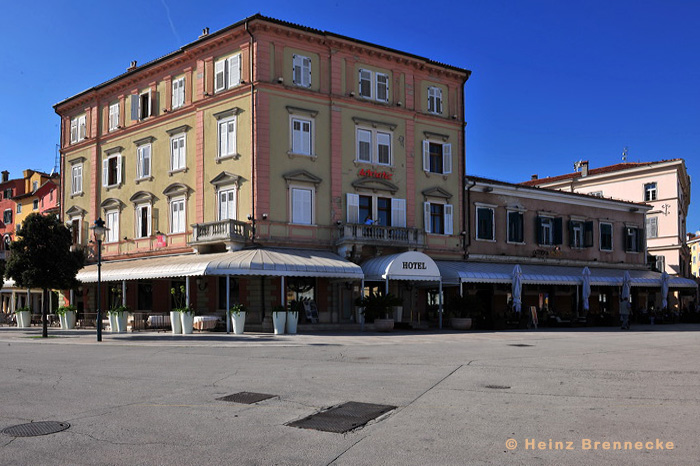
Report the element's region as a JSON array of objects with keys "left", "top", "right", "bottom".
[
  {"left": 104, "top": 184, "right": 121, "bottom": 191},
  {"left": 135, "top": 176, "right": 153, "bottom": 185},
  {"left": 354, "top": 160, "right": 394, "bottom": 169},
  {"left": 216, "top": 153, "right": 240, "bottom": 163},
  {"left": 287, "top": 151, "right": 317, "bottom": 161},
  {"left": 507, "top": 241, "right": 526, "bottom": 245},
  {"left": 169, "top": 168, "right": 188, "bottom": 176},
  {"left": 476, "top": 238, "right": 496, "bottom": 242},
  {"left": 70, "top": 192, "right": 84, "bottom": 199}
]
